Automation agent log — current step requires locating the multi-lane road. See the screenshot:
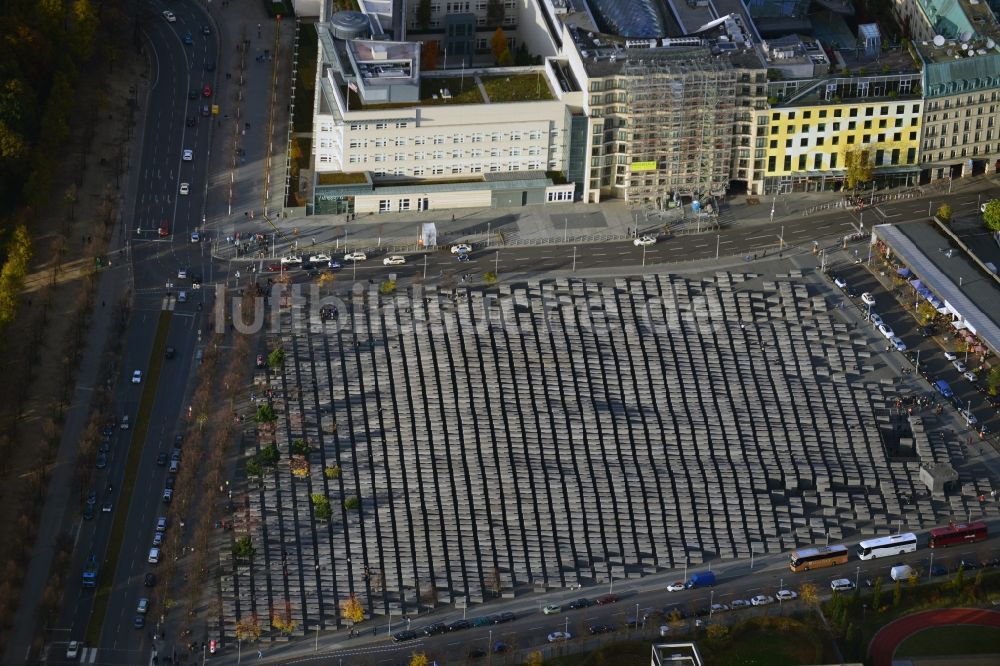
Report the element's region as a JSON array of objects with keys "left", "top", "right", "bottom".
[{"left": 40, "top": 2, "right": 1000, "bottom": 663}]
